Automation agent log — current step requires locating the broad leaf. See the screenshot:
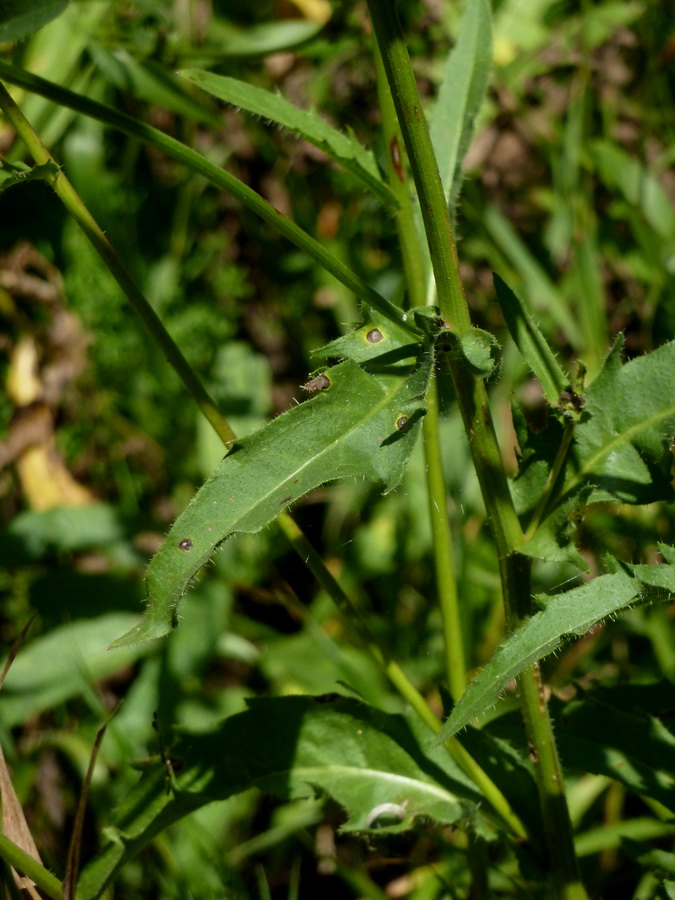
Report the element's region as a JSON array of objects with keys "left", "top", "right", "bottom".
[
  {"left": 552, "top": 691, "right": 675, "bottom": 812},
  {"left": 0, "top": 0, "right": 67, "bottom": 41},
  {"left": 432, "top": 552, "right": 675, "bottom": 744},
  {"left": 179, "top": 69, "right": 397, "bottom": 206},
  {"left": 0, "top": 615, "right": 151, "bottom": 728},
  {"left": 111, "top": 312, "right": 434, "bottom": 647},
  {"left": 562, "top": 337, "right": 675, "bottom": 505},
  {"left": 513, "top": 337, "right": 675, "bottom": 561},
  {"left": 77, "top": 696, "right": 481, "bottom": 900}
]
